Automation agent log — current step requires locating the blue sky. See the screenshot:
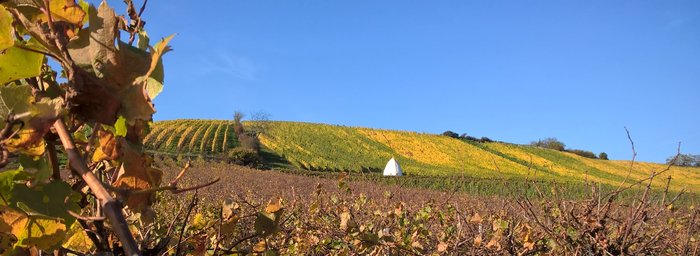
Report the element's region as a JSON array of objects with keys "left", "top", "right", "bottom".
[{"left": 126, "top": 1, "right": 698, "bottom": 163}]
